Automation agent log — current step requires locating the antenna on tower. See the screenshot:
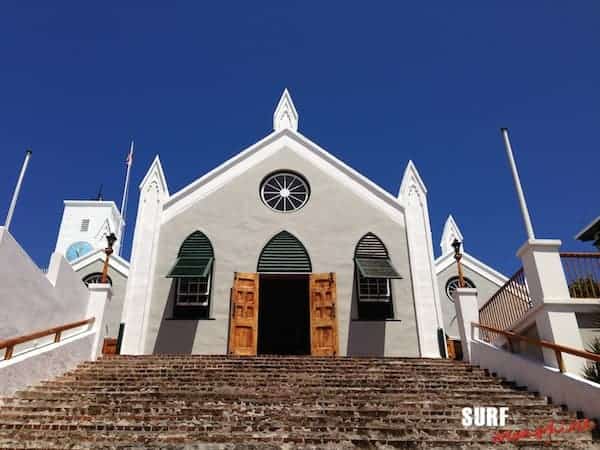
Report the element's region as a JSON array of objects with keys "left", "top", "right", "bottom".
[{"left": 95, "top": 184, "right": 104, "bottom": 201}]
